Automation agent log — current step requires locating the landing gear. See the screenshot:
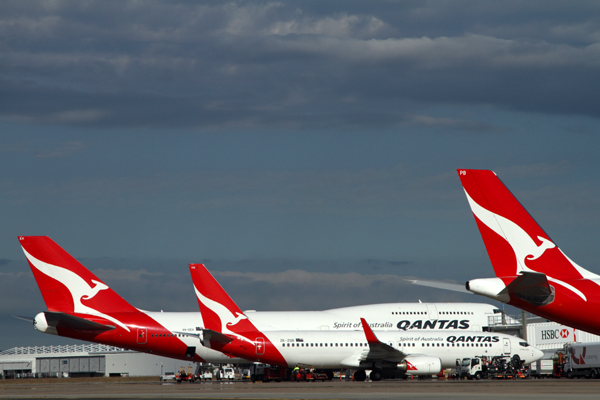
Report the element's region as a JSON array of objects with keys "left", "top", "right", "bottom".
[
  {"left": 353, "top": 370, "right": 366, "bottom": 382},
  {"left": 369, "top": 369, "right": 383, "bottom": 381}
]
